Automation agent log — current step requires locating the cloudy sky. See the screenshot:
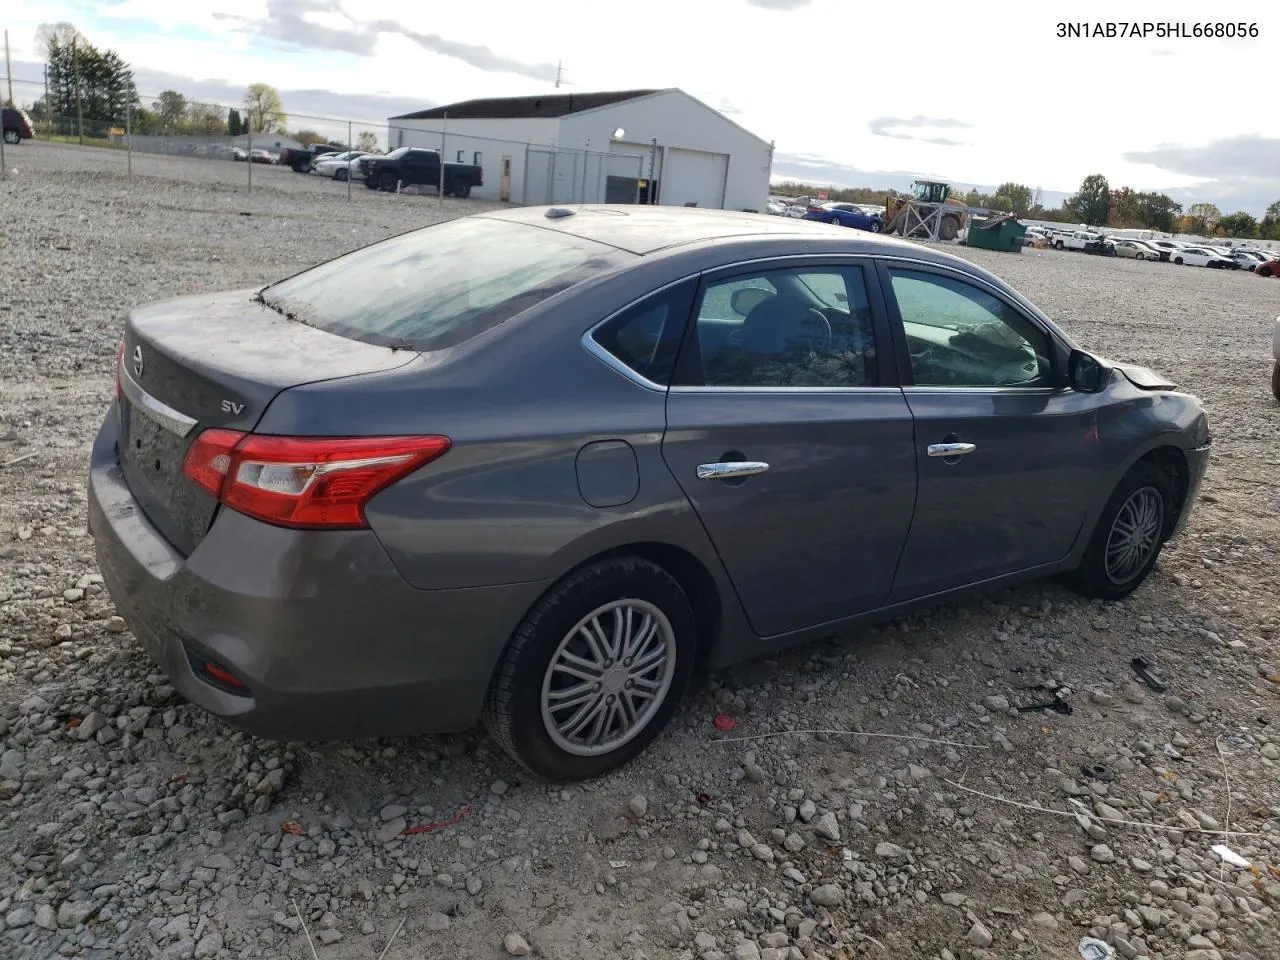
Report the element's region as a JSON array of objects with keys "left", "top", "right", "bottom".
[{"left": 4, "top": 0, "right": 1278, "bottom": 213}]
